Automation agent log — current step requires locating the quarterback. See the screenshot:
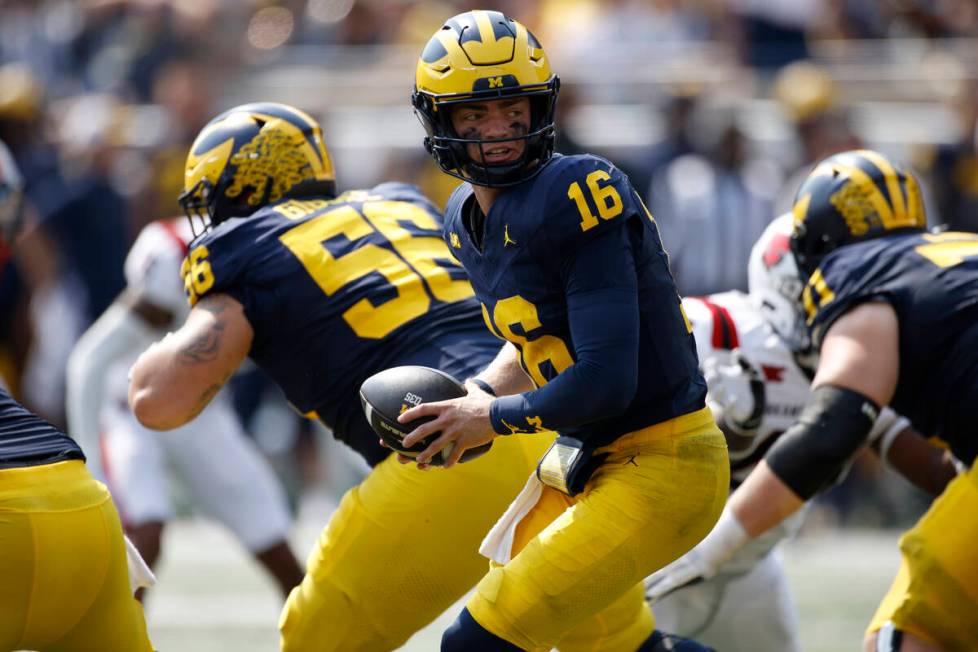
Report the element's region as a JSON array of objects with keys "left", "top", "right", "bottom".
[
  {"left": 402, "top": 11, "right": 727, "bottom": 651},
  {"left": 0, "top": 138, "right": 153, "bottom": 651},
  {"left": 127, "top": 102, "right": 550, "bottom": 651},
  {"left": 647, "top": 150, "right": 978, "bottom": 652},
  {"left": 66, "top": 216, "right": 303, "bottom": 598}
]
